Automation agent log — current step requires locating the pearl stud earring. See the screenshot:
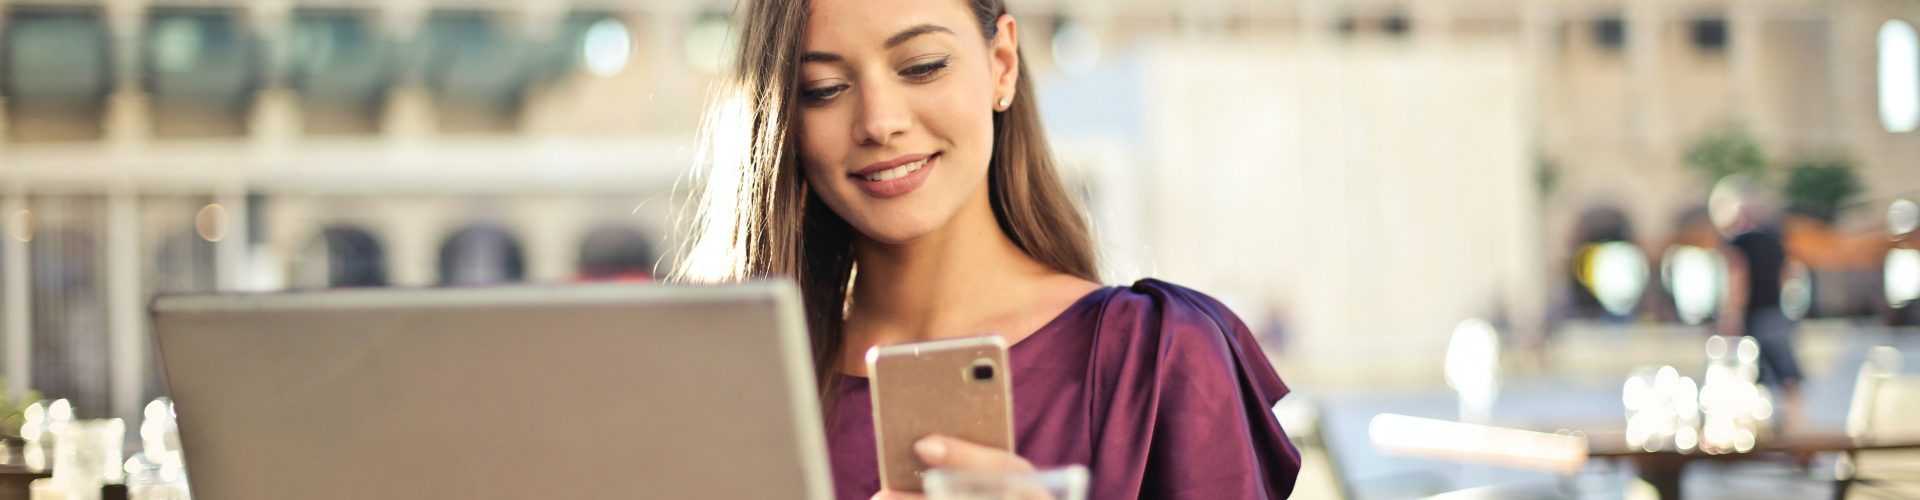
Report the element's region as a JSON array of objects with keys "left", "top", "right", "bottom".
[{"left": 998, "top": 96, "right": 1012, "bottom": 109}]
